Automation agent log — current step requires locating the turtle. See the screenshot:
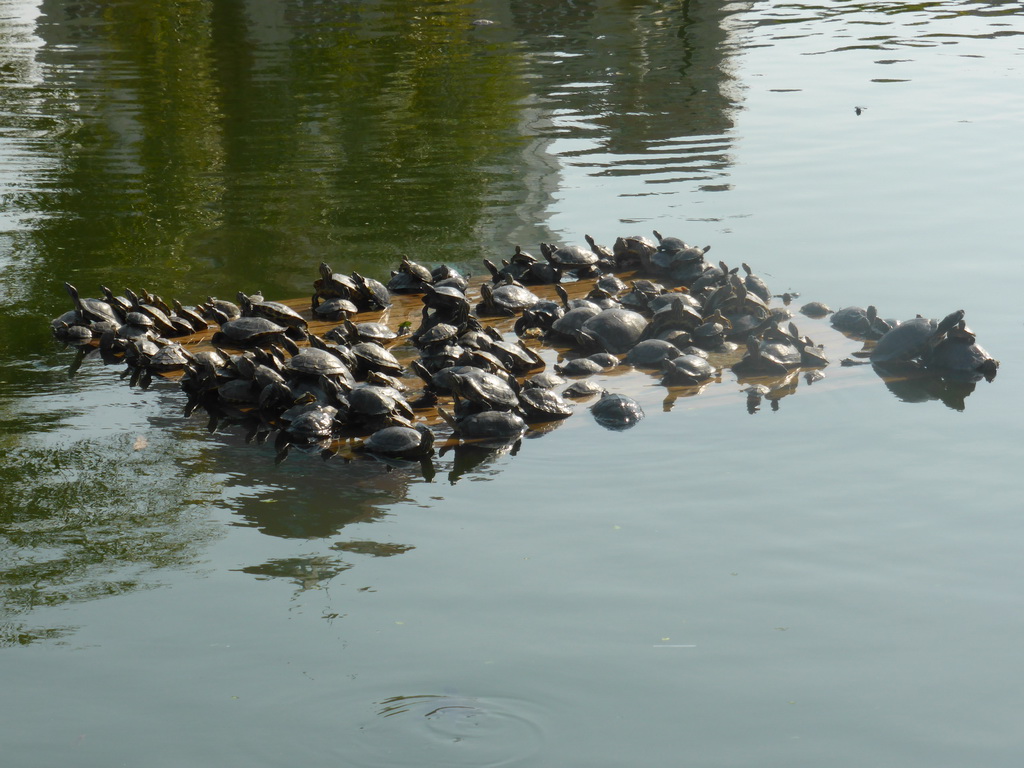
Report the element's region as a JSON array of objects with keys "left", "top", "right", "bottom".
[
  {"left": 625, "top": 338, "right": 682, "bottom": 369},
  {"left": 422, "top": 283, "right": 471, "bottom": 317},
  {"left": 584, "top": 234, "right": 616, "bottom": 269},
  {"left": 351, "top": 272, "right": 392, "bottom": 310},
  {"left": 800, "top": 301, "right": 832, "bottom": 319},
  {"left": 211, "top": 317, "right": 301, "bottom": 353},
  {"left": 523, "top": 370, "right": 566, "bottom": 390},
  {"left": 397, "top": 256, "right": 434, "bottom": 285},
  {"left": 590, "top": 392, "right": 644, "bottom": 431},
  {"left": 52, "top": 319, "right": 94, "bottom": 346},
  {"left": 350, "top": 341, "right": 405, "bottom": 377},
  {"left": 437, "top": 406, "right": 527, "bottom": 442},
  {"left": 343, "top": 319, "right": 398, "bottom": 344},
  {"left": 284, "top": 405, "right": 341, "bottom": 442},
  {"left": 594, "top": 273, "right": 628, "bottom": 297},
  {"left": 172, "top": 299, "right": 209, "bottom": 332},
  {"left": 517, "top": 387, "right": 574, "bottom": 423},
  {"left": 924, "top": 320, "right": 999, "bottom": 379},
  {"left": 612, "top": 234, "right": 659, "bottom": 271},
  {"left": 576, "top": 308, "right": 648, "bottom": 355},
  {"left": 431, "top": 264, "right": 468, "bottom": 292},
  {"left": 540, "top": 242, "right": 601, "bottom": 277},
  {"left": 311, "top": 294, "right": 358, "bottom": 321},
  {"left": 555, "top": 356, "right": 605, "bottom": 377},
  {"left": 147, "top": 342, "right": 195, "bottom": 373},
  {"left": 64, "top": 282, "right": 121, "bottom": 327},
  {"left": 285, "top": 347, "right": 357, "bottom": 389},
  {"left": 314, "top": 262, "right": 359, "bottom": 300},
  {"left": 514, "top": 298, "right": 565, "bottom": 337},
  {"left": 830, "top": 306, "right": 875, "bottom": 337},
  {"left": 238, "top": 291, "right": 308, "bottom": 332},
  {"left": 741, "top": 263, "right": 771, "bottom": 303},
  {"left": 100, "top": 286, "right": 134, "bottom": 318},
  {"left": 548, "top": 305, "right": 602, "bottom": 343},
  {"left": 476, "top": 281, "right": 540, "bottom": 317},
  {"left": 867, "top": 315, "right": 945, "bottom": 366},
  {"left": 447, "top": 368, "right": 520, "bottom": 415},
  {"left": 732, "top": 336, "right": 799, "bottom": 378},
  {"left": 361, "top": 424, "right": 435, "bottom": 460},
  {"left": 202, "top": 296, "right": 241, "bottom": 324},
  {"left": 661, "top": 354, "right": 715, "bottom": 387},
  {"left": 124, "top": 288, "right": 178, "bottom": 336},
  {"left": 562, "top": 380, "right": 606, "bottom": 399},
  {"left": 347, "top": 384, "right": 415, "bottom": 430},
  {"left": 484, "top": 337, "right": 546, "bottom": 375},
  {"left": 650, "top": 232, "right": 711, "bottom": 282}
]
